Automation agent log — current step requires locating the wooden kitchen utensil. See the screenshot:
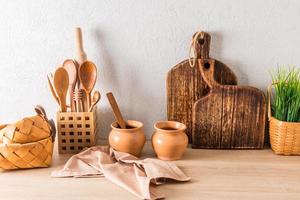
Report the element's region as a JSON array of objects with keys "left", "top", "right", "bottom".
[
  {"left": 75, "top": 27, "right": 87, "bottom": 65},
  {"left": 75, "top": 27, "right": 88, "bottom": 110},
  {"left": 88, "top": 91, "right": 101, "bottom": 112},
  {"left": 73, "top": 88, "right": 84, "bottom": 112},
  {"left": 192, "top": 59, "right": 266, "bottom": 149},
  {"left": 47, "top": 73, "right": 60, "bottom": 105},
  {"left": 79, "top": 61, "right": 97, "bottom": 110},
  {"left": 54, "top": 67, "right": 69, "bottom": 112},
  {"left": 106, "top": 92, "right": 127, "bottom": 129},
  {"left": 63, "top": 59, "right": 78, "bottom": 112},
  {"left": 167, "top": 31, "right": 237, "bottom": 142}
]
